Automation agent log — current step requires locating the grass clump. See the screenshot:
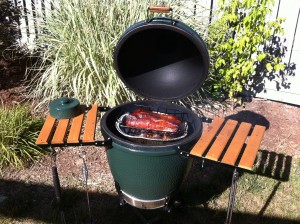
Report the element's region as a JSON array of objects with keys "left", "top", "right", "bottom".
[
  {"left": 0, "top": 103, "right": 44, "bottom": 169},
  {"left": 29, "top": 0, "right": 150, "bottom": 107},
  {"left": 28, "top": 0, "right": 209, "bottom": 107}
]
